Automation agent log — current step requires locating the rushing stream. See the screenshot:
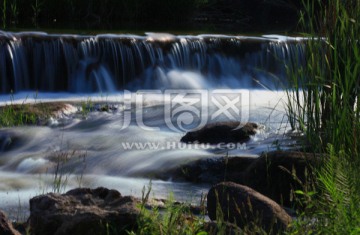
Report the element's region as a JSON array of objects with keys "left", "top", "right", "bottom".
[{"left": 0, "top": 31, "right": 305, "bottom": 219}]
